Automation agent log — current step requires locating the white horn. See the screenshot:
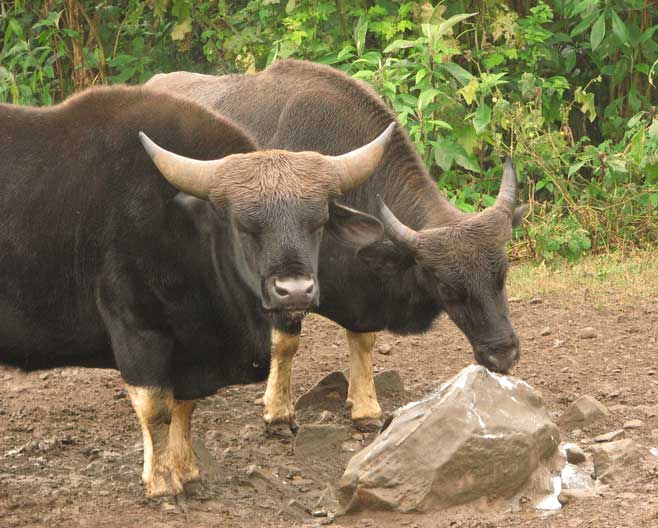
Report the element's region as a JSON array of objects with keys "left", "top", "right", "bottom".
[
  {"left": 139, "top": 131, "right": 223, "bottom": 199},
  {"left": 329, "top": 122, "right": 396, "bottom": 192}
]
